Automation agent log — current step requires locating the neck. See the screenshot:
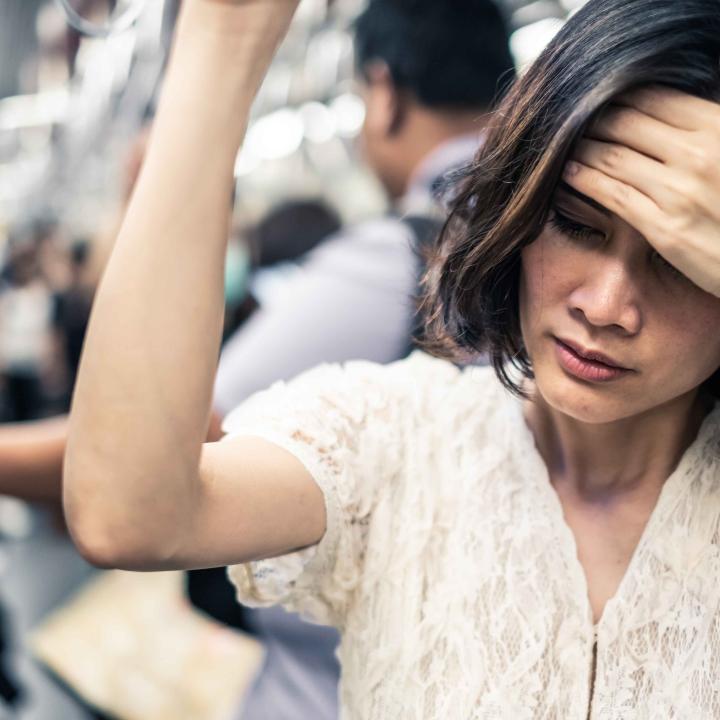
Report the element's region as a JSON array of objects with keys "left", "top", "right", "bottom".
[
  {"left": 524, "top": 389, "right": 712, "bottom": 504},
  {"left": 395, "top": 107, "right": 490, "bottom": 198}
]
